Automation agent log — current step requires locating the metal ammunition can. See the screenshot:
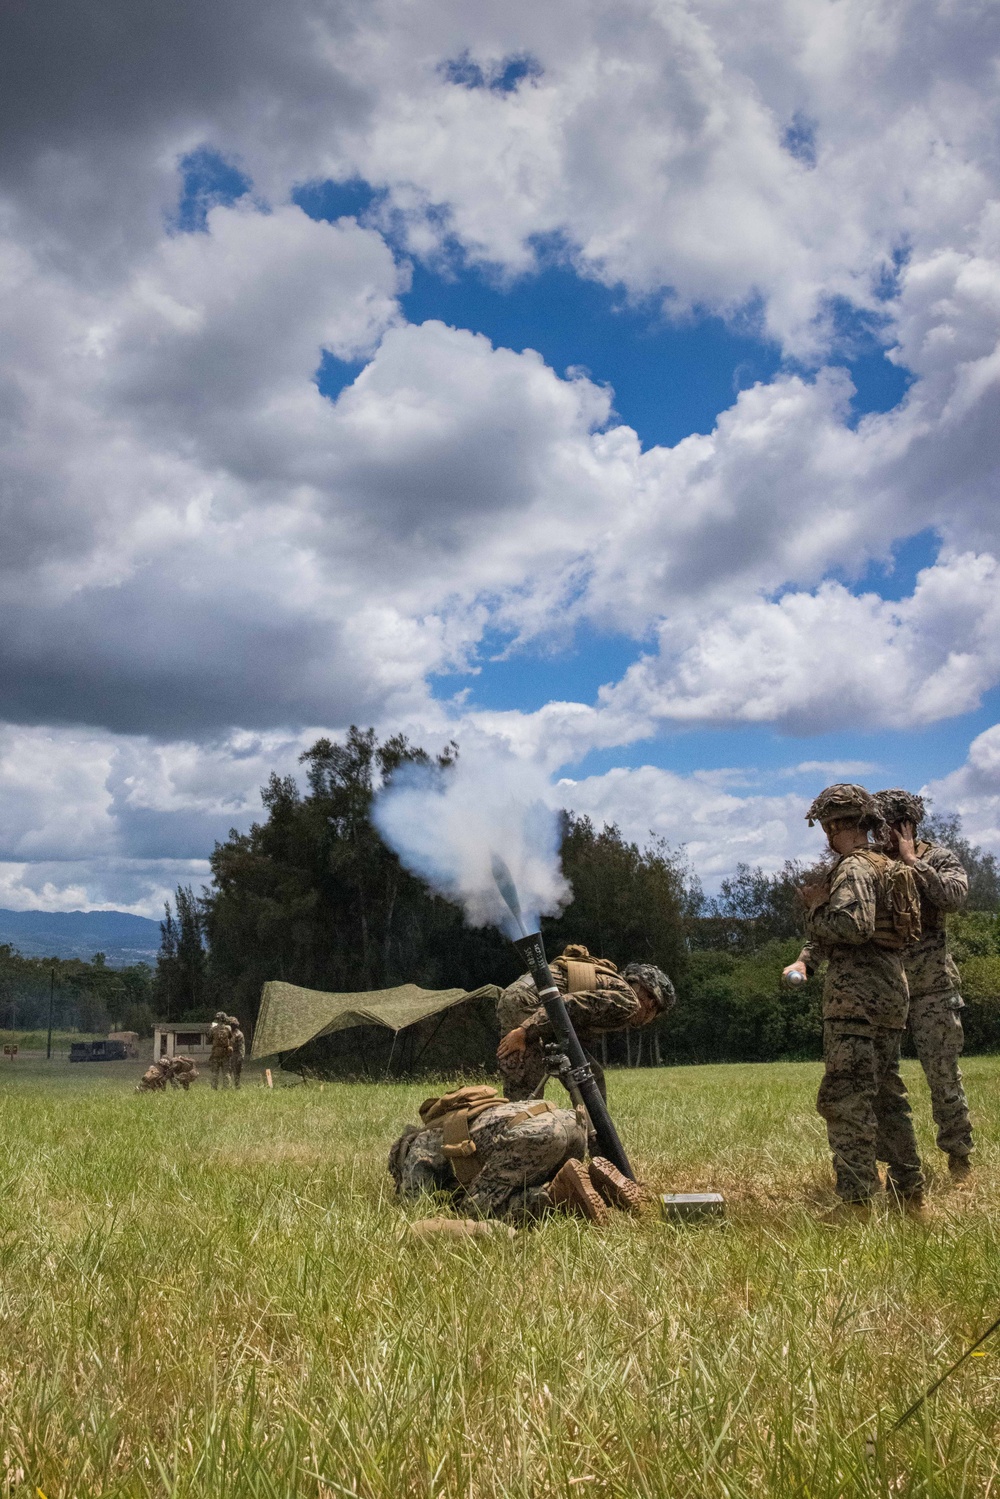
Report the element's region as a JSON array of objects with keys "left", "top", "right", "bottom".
[{"left": 659, "top": 1192, "right": 726, "bottom": 1222}]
